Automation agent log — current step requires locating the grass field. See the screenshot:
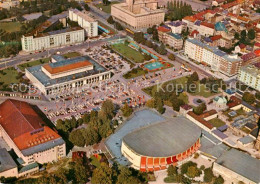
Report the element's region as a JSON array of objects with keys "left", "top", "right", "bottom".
[
  {"left": 123, "top": 67, "right": 148, "bottom": 79},
  {"left": 111, "top": 44, "right": 144, "bottom": 63},
  {"left": 95, "top": 2, "right": 119, "bottom": 13},
  {"left": 18, "top": 58, "right": 50, "bottom": 72},
  {"left": 209, "top": 118, "right": 226, "bottom": 128},
  {"left": 143, "top": 76, "right": 218, "bottom": 98},
  {"left": 0, "top": 22, "right": 22, "bottom": 32},
  {"left": 62, "top": 52, "right": 81, "bottom": 59},
  {"left": 0, "top": 67, "right": 20, "bottom": 90}
]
